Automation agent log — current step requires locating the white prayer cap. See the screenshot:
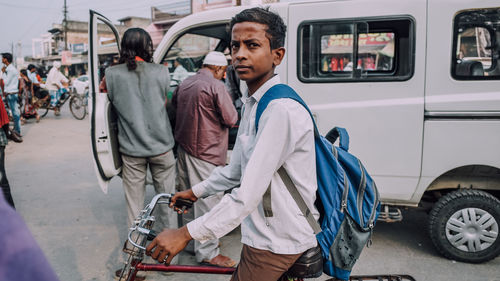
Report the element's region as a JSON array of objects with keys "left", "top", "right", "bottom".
[
  {"left": 203, "top": 51, "right": 227, "bottom": 66},
  {"left": 53, "top": 61, "right": 61, "bottom": 69}
]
